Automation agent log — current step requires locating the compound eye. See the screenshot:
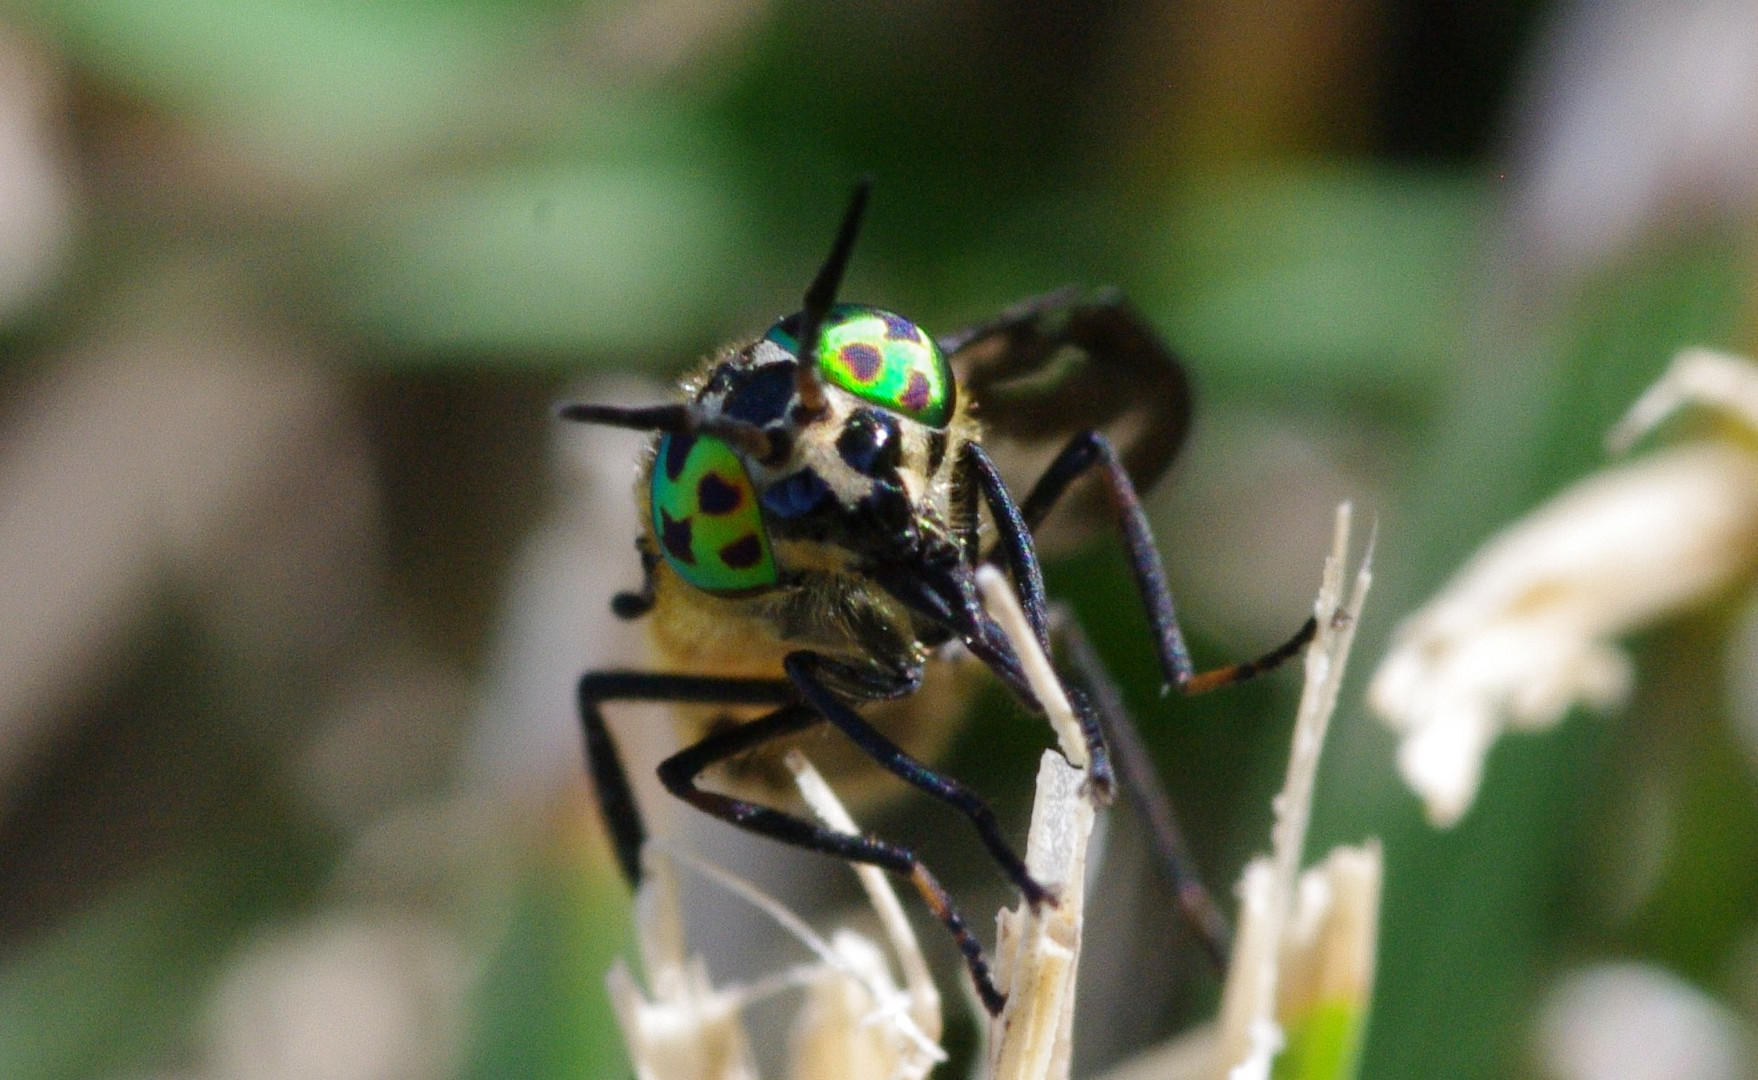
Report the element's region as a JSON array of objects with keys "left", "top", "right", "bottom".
[
  {"left": 764, "top": 305, "right": 955, "bottom": 428},
  {"left": 649, "top": 433, "right": 778, "bottom": 595}
]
